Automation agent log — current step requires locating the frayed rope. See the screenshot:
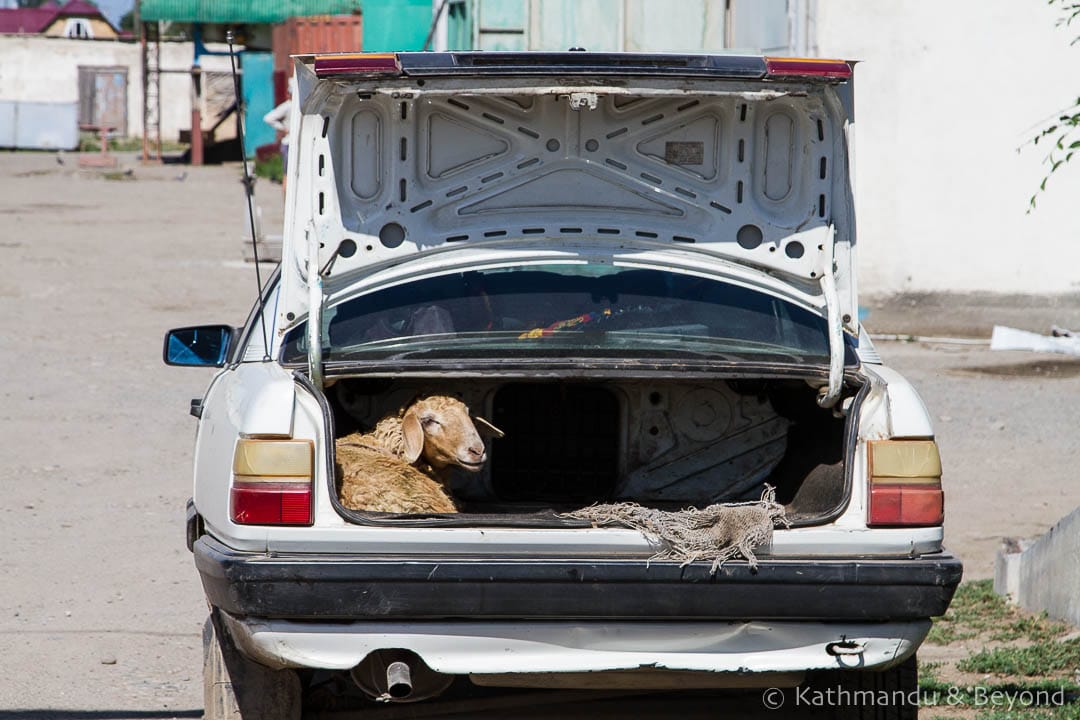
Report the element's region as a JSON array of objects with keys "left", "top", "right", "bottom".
[{"left": 566, "top": 485, "right": 789, "bottom": 574}]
